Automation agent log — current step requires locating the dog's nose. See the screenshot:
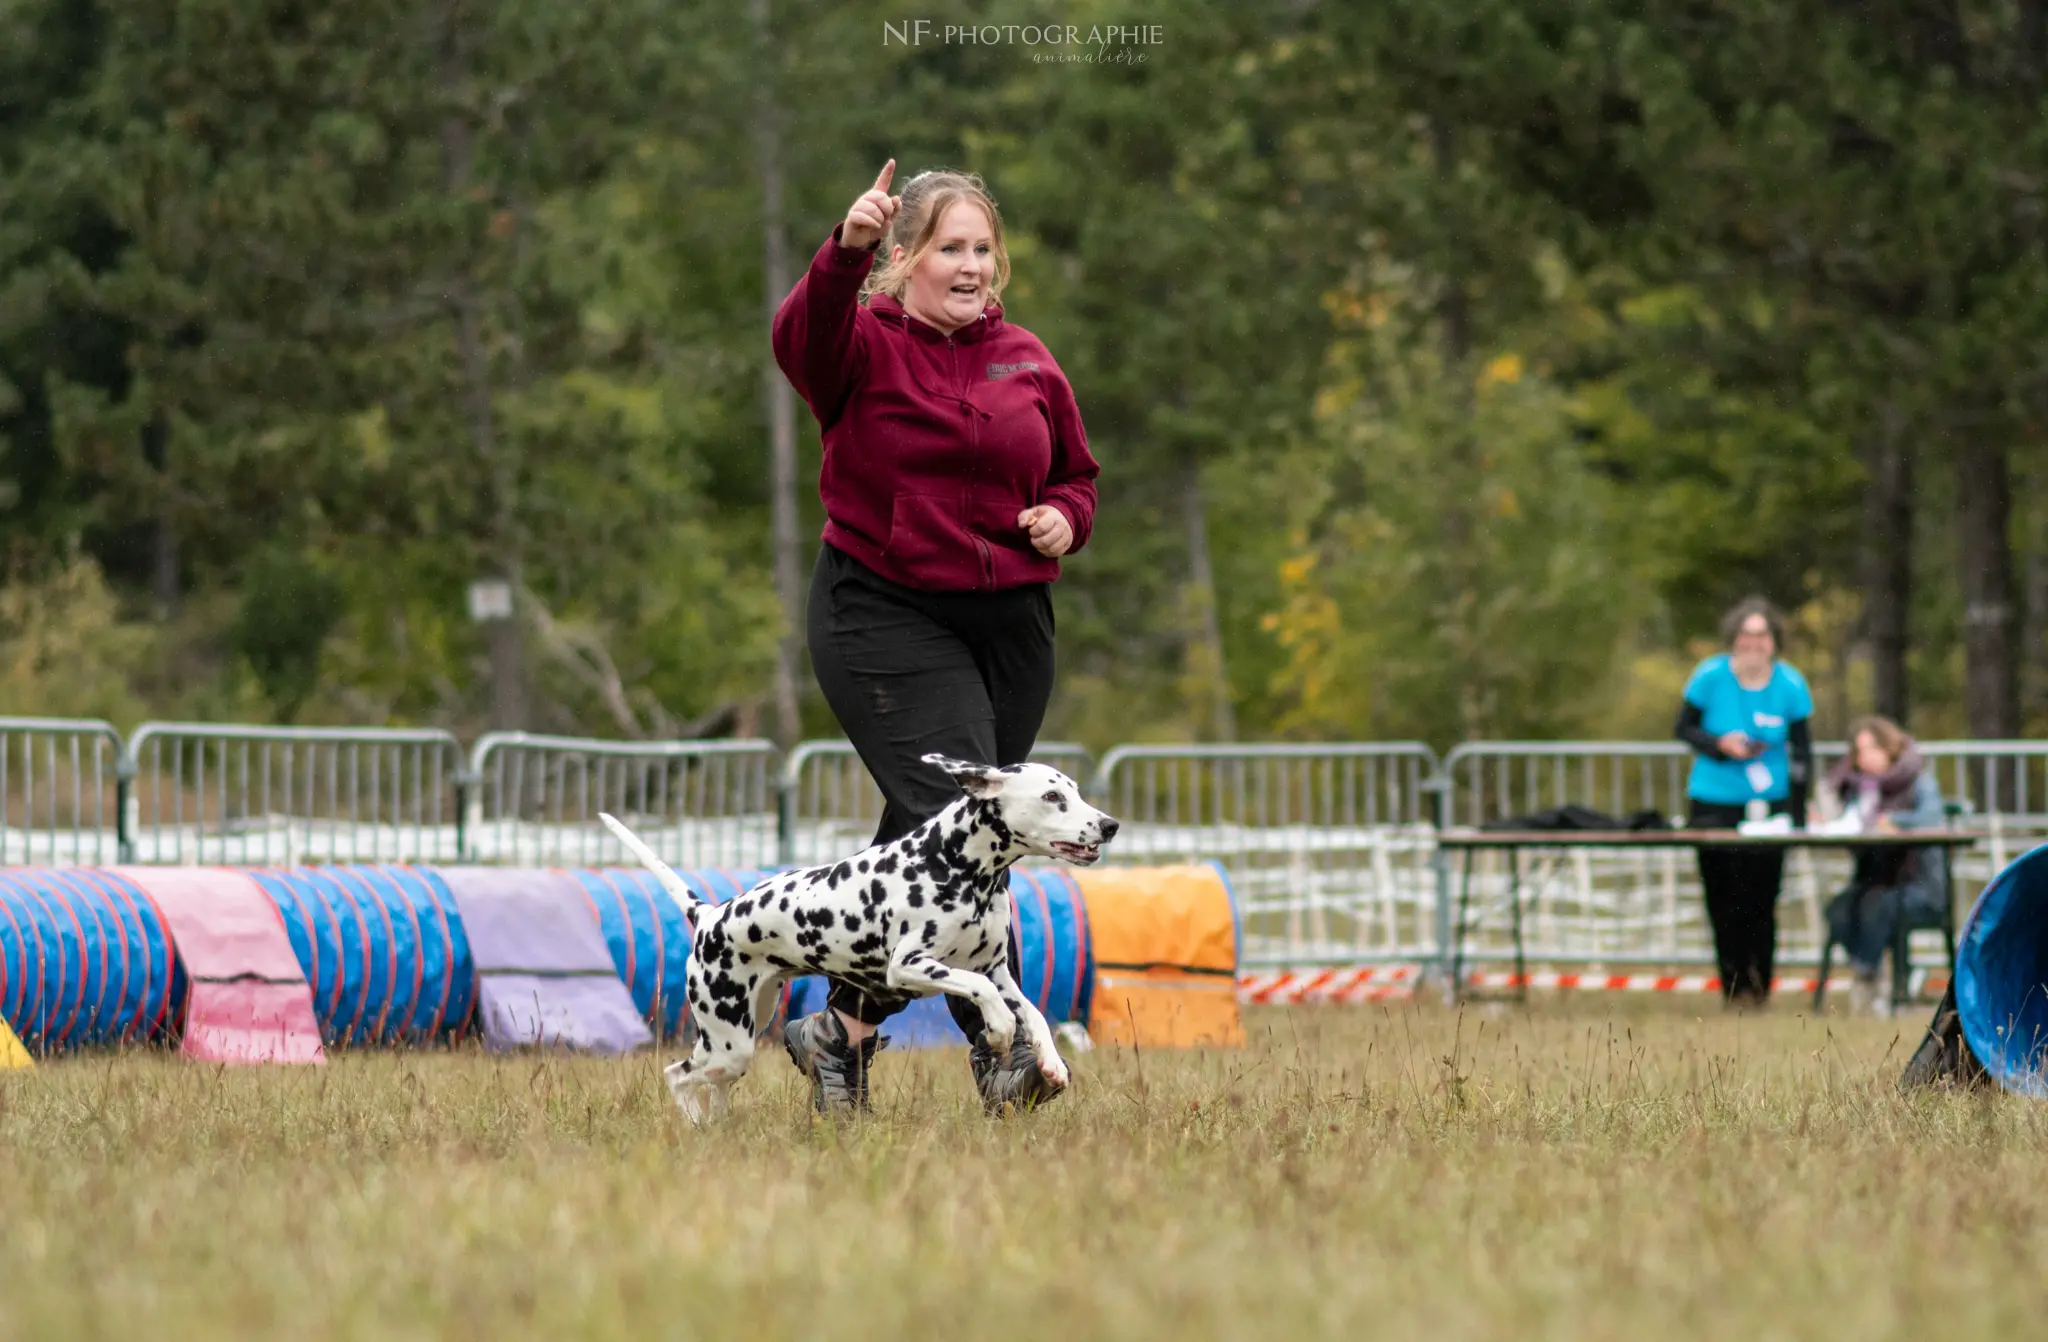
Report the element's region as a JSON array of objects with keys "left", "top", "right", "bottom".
[{"left": 1098, "top": 817, "right": 1120, "bottom": 841}]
